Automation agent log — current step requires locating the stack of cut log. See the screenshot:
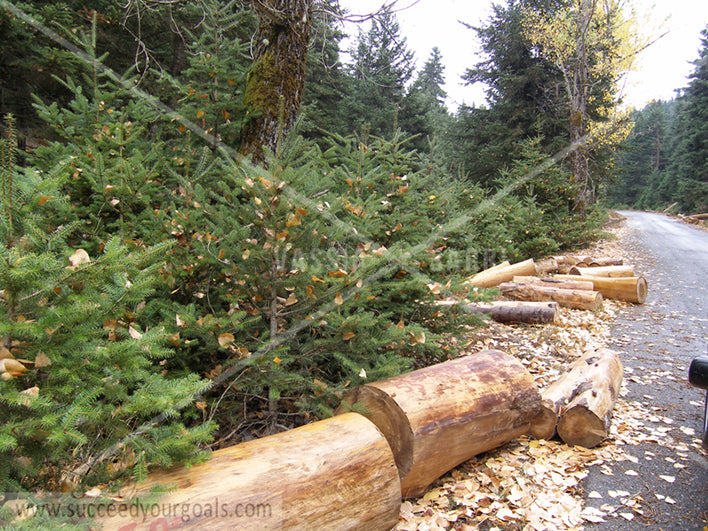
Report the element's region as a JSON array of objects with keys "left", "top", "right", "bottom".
[{"left": 461, "top": 255, "right": 648, "bottom": 323}]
